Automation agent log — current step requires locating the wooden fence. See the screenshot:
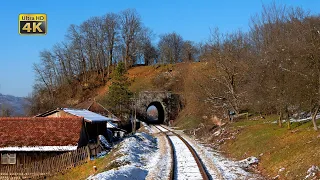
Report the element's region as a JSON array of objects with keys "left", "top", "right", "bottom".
[{"left": 0, "top": 146, "right": 91, "bottom": 179}]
